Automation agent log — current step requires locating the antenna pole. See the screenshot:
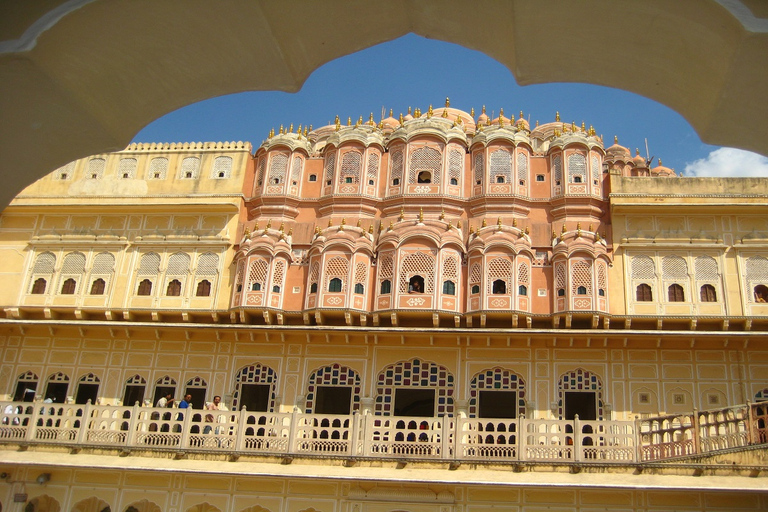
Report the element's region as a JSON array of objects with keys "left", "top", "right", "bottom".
[{"left": 645, "top": 138, "right": 650, "bottom": 162}]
